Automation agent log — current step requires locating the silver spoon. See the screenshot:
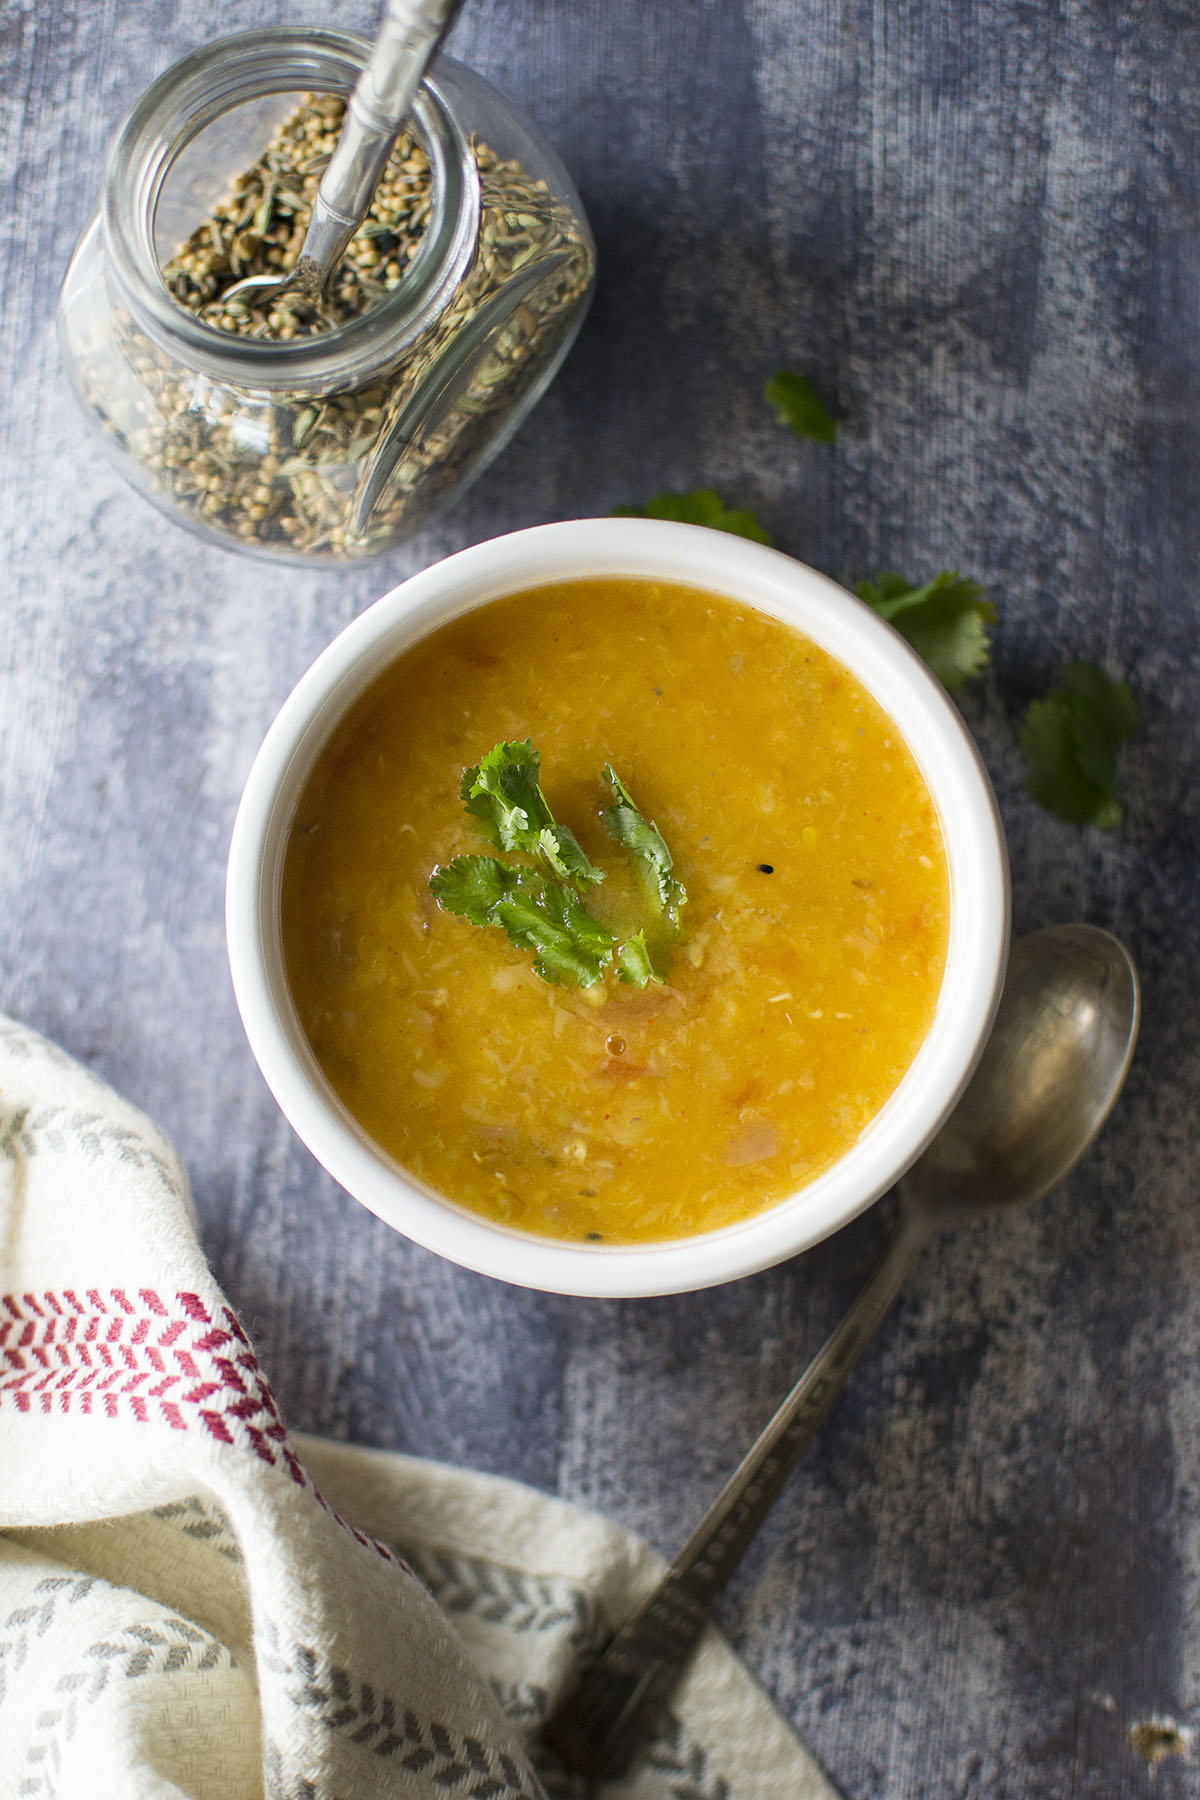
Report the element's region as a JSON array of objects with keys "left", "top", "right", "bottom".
[
  {"left": 222, "top": 0, "right": 466, "bottom": 313},
  {"left": 544, "top": 923, "right": 1140, "bottom": 1780}
]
